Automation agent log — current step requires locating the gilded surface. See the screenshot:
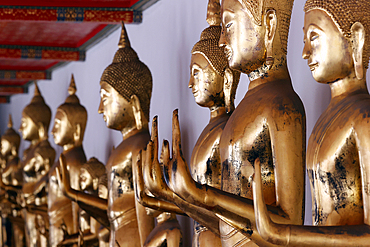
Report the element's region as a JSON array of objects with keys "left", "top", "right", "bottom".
[
  {"left": 161, "top": 0, "right": 306, "bottom": 246},
  {"left": 252, "top": 1, "right": 370, "bottom": 245},
  {"left": 98, "top": 22, "right": 154, "bottom": 246}
]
